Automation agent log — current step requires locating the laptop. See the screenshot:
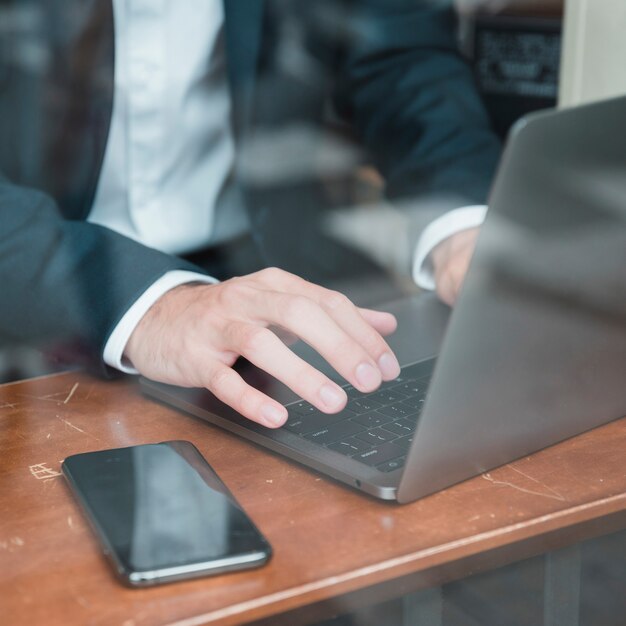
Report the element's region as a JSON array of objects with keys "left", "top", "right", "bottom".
[{"left": 142, "top": 95, "right": 626, "bottom": 503}]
